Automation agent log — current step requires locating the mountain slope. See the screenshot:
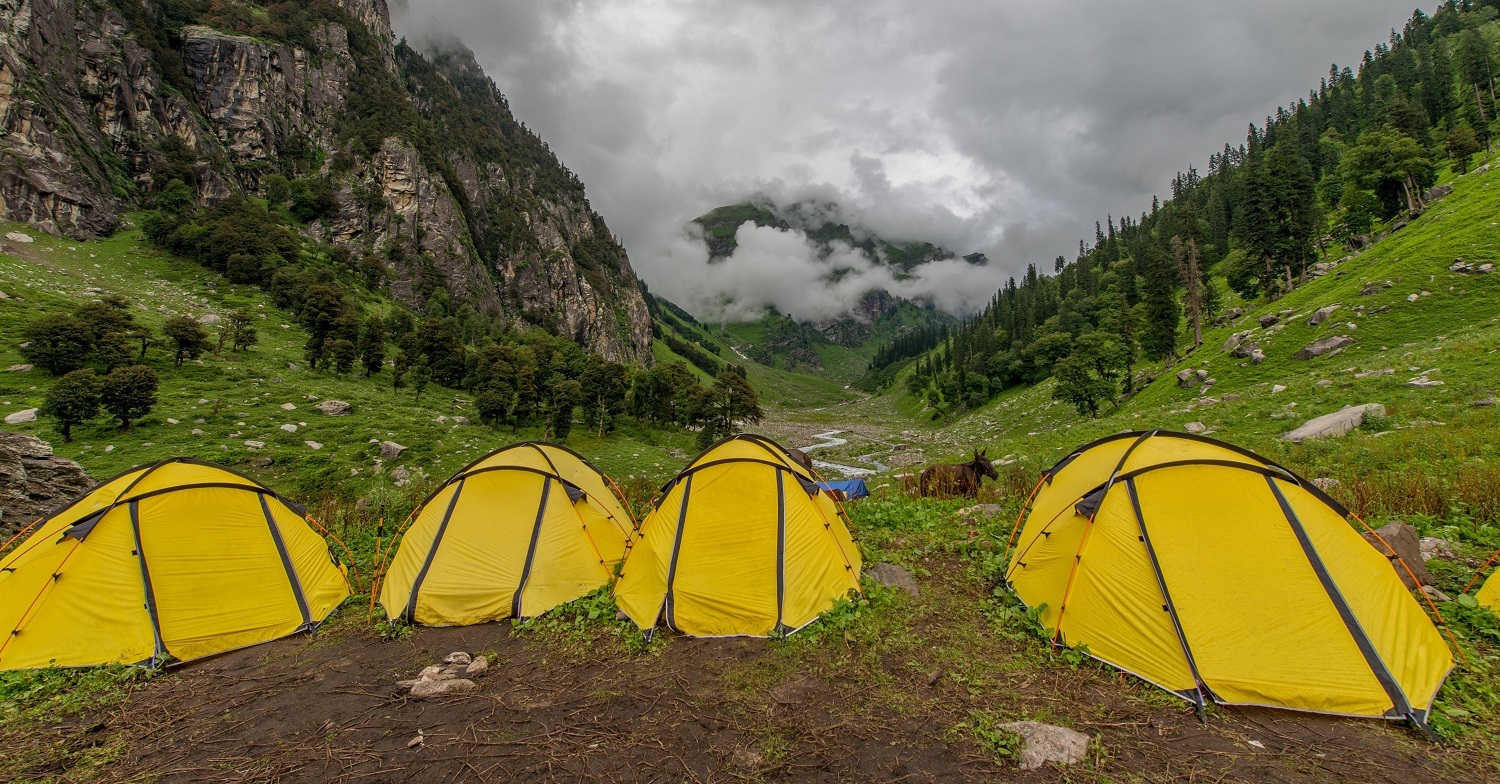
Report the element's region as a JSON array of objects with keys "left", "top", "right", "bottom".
[{"left": 0, "top": 0, "right": 650, "bottom": 361}]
